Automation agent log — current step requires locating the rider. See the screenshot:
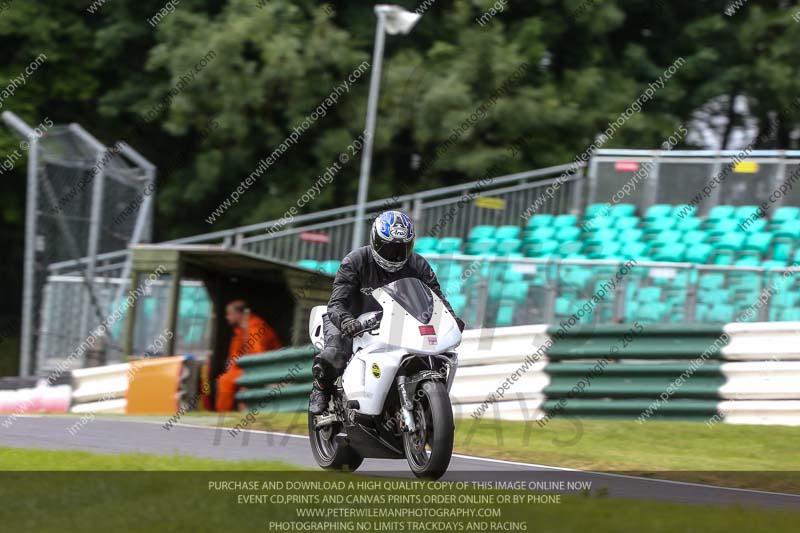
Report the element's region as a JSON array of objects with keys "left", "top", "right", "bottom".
[{"left": 309, "top": 210, "right": 466, "bottom": 415}]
